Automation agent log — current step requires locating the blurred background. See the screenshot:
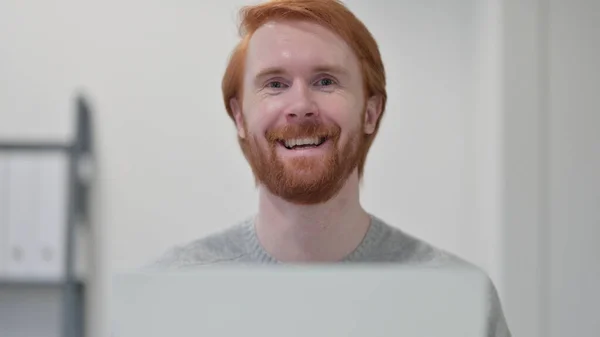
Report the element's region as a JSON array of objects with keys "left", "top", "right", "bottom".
[{"left": 0, "top": 0, "right": 598, "bottom": 336}]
